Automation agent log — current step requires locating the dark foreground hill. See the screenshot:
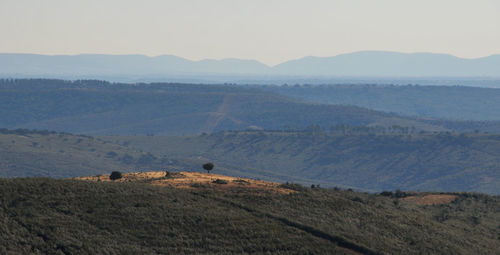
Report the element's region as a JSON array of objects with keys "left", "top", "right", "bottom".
[
  {"left": 0, "top": 176, "right": 498, "bottom": 254},
  {"left": 113, "top": 131, "right": 500, "bottom": 194}
]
